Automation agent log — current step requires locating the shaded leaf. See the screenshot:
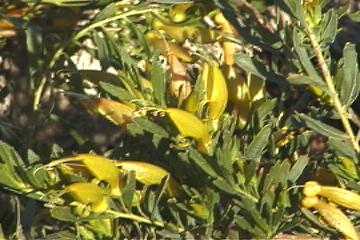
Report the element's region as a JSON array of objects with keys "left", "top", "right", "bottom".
[
  {"left": 151, "top": 57, "right": 167, "bottom": 107},
  {"left": 288, "top": 155, "right": 309, "bottom": 182},
  {"left": 338, "top": 43, "right": 360, "bottom": 107},
  {"left": 50, "top": 206, "right": 78, "bottom": 222},
  {"left": 99, "top": 82, "right": 133, "bottom": 101},
  {"left": 297, "top": 114, "right": 348, "bottom": 140},
  {"left": 348, "top": 11, "right": 360, "bottom": 22},
  {"left": 244, "top": 124, "right": 271, "bottom": 161},
  {"left": 320, "top": 9, "right": 338, "bottom": 45},
  {"left": 133, "top": 117, "right": 169, "bottom": 137},
  {"left": 189, "top": 148, "right": 218, "bottom": 178}
]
